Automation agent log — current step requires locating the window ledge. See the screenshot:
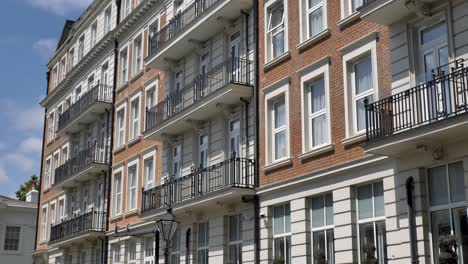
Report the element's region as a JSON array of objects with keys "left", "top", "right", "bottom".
[
  {"left": 117, "top": 81, "right": 129, "bottom": 92},
  {"left": 297, "top": 29, "right": 331, "bottom": 52},
  {"left": 113, "top": 145, "right": 126, "bottom": 154},
  {"left": 127, "top": 136, "right": 142, "bottom": 147},
  {"left": 109, "top": 214, "right": 123, "bottom": 222},
  {"left": 337, "top": 12, "right": 361, "bottom": 29},
  {"left": 263, "top": 51, "right": 291, "bottom": 71},
  {"left": 341, "top": 133, "right": 366, "bottom": 147},
  {"left": 124, "top": 209, "right": 140, "bottom": 217},
  {"left": 130, "top": 71, "right": 144, "bottom": 84},
  {"left": 299, "top": 144, "right": 335, "bottom": 161},
  {"left": 263, "top": 158, "right": 293, "bottom": 172}
]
